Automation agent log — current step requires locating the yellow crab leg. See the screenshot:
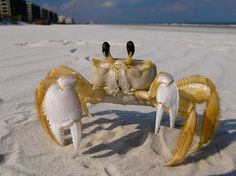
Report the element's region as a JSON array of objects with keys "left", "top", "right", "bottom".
[
  {"left": 80, "top": 97, "right": 93, "bottom": 118},
  {"left": 165, "top": 100, "right": 197, "bottom": 166},
  {"left": 197, "top": 89, "right": 220, "bottom": 149},
  {"left": 177, "top": 75, "right": 220, "bottom": 150}
]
